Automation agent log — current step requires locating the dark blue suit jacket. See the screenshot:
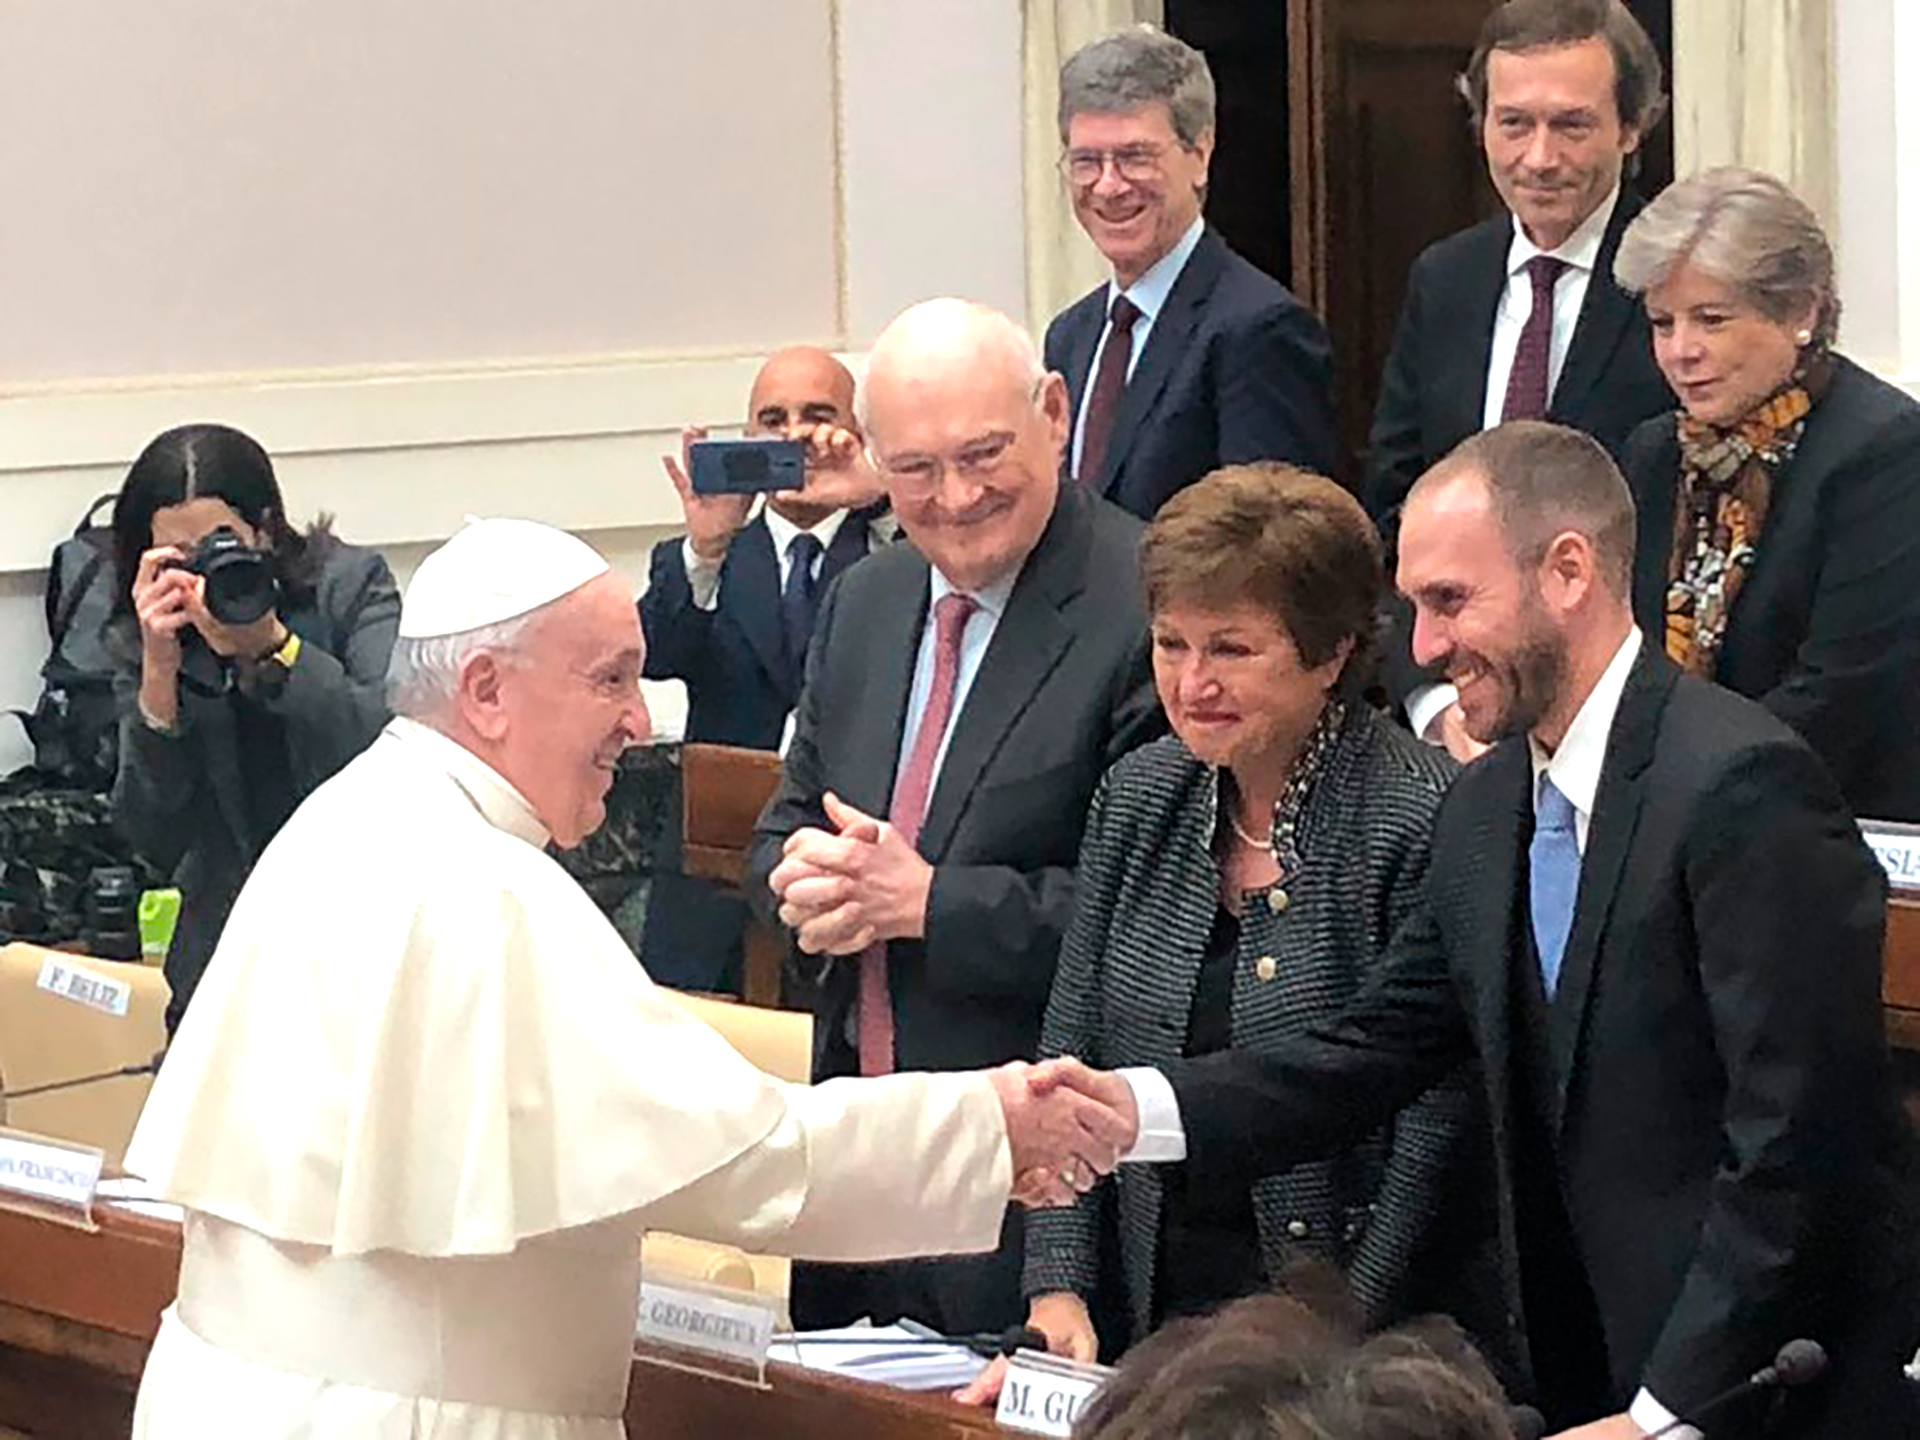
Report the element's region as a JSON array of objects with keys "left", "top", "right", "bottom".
[
  {"left": 1168, "top": 651, "right": 1920, "bottom": 1434},
  {"left": 1368, "top": 193, "right": 1675, "bottom": 705},
  {"left": 640, "top": 511, "right": 872, "bottom": 749},
  {"left": 1045, "top": 225, "right": 1337, "bottom": 519},
  {"left": 1364, "top": 191, "right": 1673, "bottom": 526}
]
